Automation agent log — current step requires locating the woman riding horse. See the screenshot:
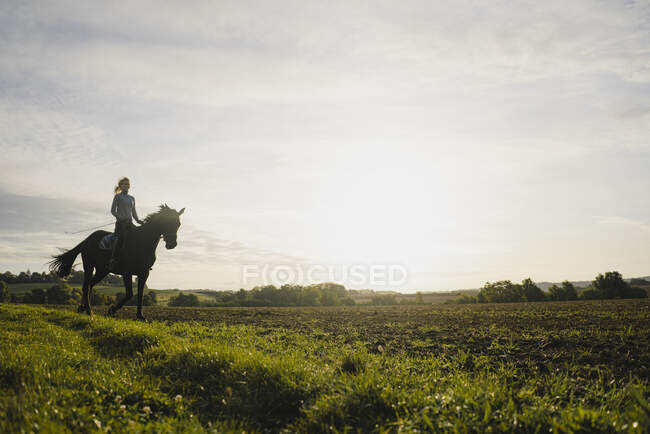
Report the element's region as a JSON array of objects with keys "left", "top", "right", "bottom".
[{"left": 49, "top": 203, "right": 184, "bottom": 320}]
